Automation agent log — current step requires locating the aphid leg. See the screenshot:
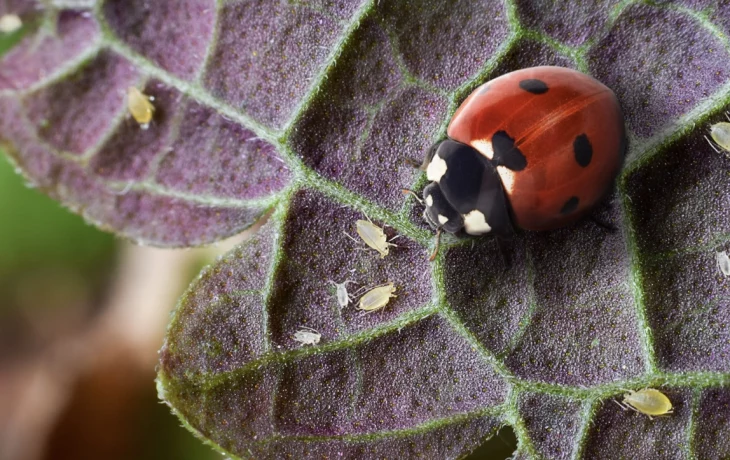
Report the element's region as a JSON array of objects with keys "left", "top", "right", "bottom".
[
  {"left": 624, "top": 403, "right": 641, "bottom": 415},
  {"left": 402, "top": 188, "right": 424, "bottom": 205},
  {"left": 386, "top": 234, "right": 401, "bottom": 248},
  {"left": 428, "top": 228, "right": 442, "bottom": 262},
  {"left": 329, "top": 279, "right": 356, "bottom": 287},
  {"left": 344, "top": 280, "right": 357, "bottom": 289},
  {"left": 343, "top": 231, "right": 361, "bottom": 244},
  {"left": 344, "top": 230, "right": 376, "bottom": 253},
  {"left": 613, "top": 399, "right": 628, "bottom": 411},
  {"left": 725, "top": 112, "right": 730, "bottom": 122},
  {"left": 331, "top": 279, "right": 357, "bottom": 300},
  {"left": 351, "top": 284, "right": 372, "bottom": 296},
  {"left": 614, "top": 399, "right": 641, "bottom": 415},
  {"left": 705, "top": 135, "right": 722, "bottom": 153}
]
